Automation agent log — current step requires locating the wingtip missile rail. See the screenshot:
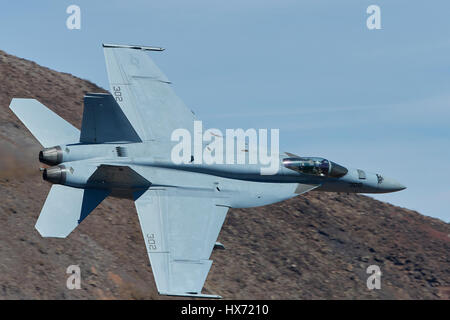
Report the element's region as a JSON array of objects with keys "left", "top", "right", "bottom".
[{"left": 102, "top": 43, "right": 165, "bottom": 51}]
